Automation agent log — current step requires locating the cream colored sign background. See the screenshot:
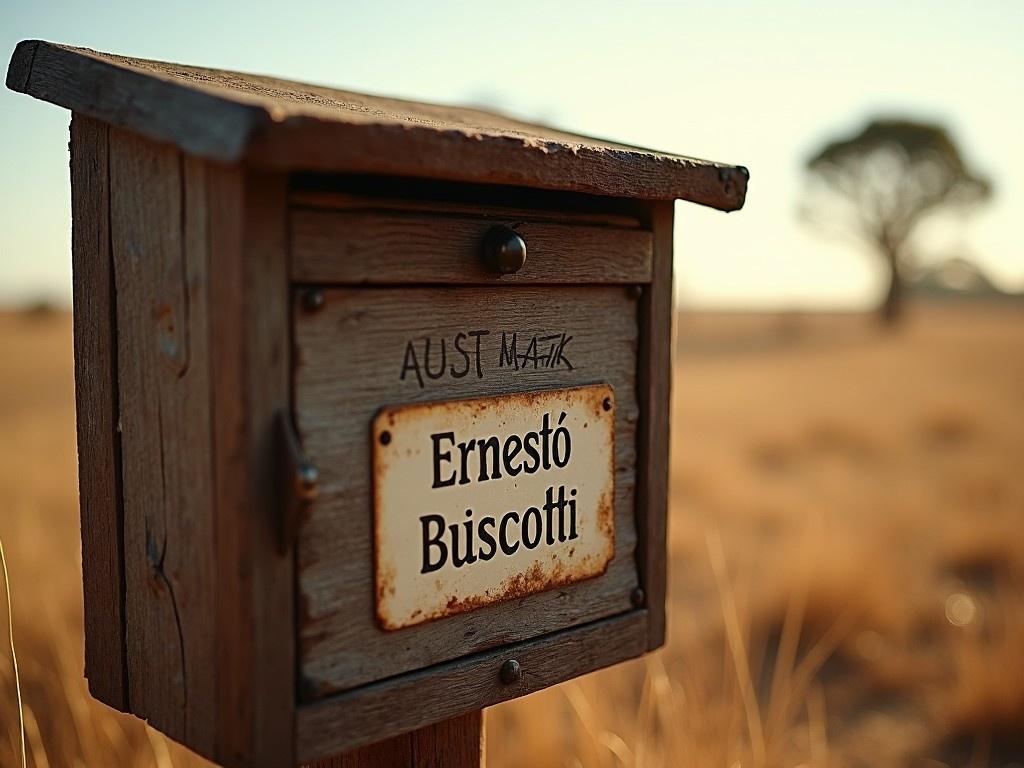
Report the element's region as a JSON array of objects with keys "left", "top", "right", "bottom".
[{"left": 373, "top": 385, "right": 616, "bottom": 630}]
